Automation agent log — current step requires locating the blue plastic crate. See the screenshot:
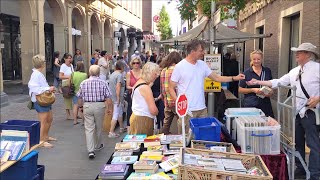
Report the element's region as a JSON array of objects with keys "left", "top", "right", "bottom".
[
  {"left": 190, "top": 117, "right": 221, "bottom": 141},
  {"left": 37, "top": 165, "right": 45, "bottom": 180},
  {"left": 0, "top": 120, "right": 40, "bottom": 147},
  {"left": 1, "top": 151, "right": 38, "bottom": 180}
]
